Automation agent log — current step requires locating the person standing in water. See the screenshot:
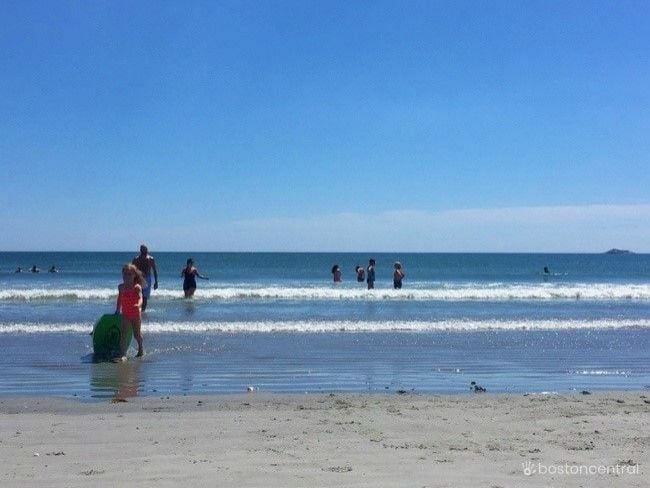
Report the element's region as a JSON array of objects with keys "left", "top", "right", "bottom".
[
  {"left": 132, "top": 244, "right": 158, "bottom": 312},
  {"left": 393, "top": 261, "right": 405, "bottom": 289},
  {"left": 181, "top": 258, "right": 209, "bottom": 298},
  {"left": 115, "top": 263, "right": 146, "bottom": 359},
  {"left": 331, "top": 264, "right": 342, "bottom": 282},
  {"left": 355, "top": 265, "right": 365, "bottom": 282},
  {"left": 366, "top": 258, "right": 376, "bottom": 290}
]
